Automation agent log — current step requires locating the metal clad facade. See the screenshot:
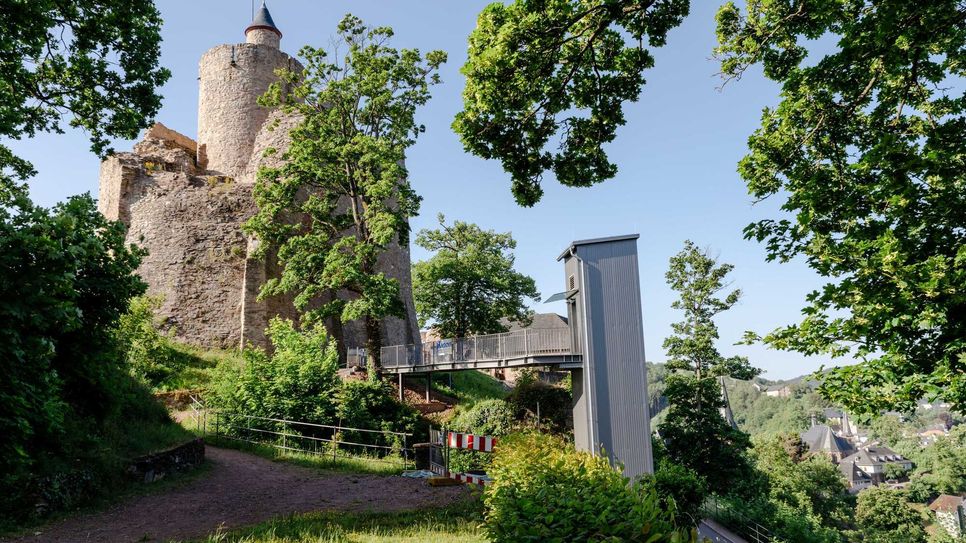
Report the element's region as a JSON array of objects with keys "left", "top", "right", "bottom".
[{"left": 574, "top": 237, "right": 652, "bottom": 477}]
